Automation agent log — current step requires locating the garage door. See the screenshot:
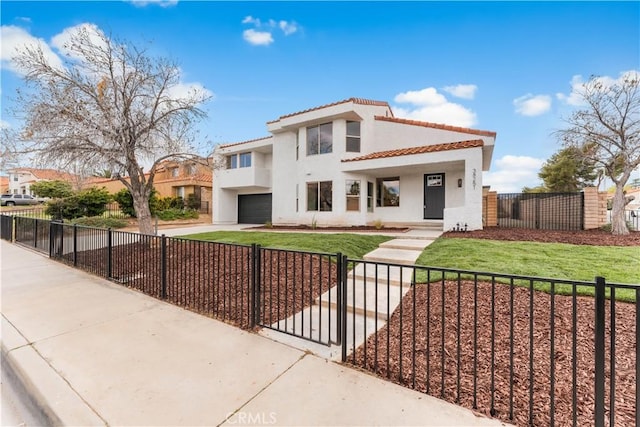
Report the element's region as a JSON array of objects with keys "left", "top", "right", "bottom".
[{"left": 238, "top": 193, "right": 272, "bottom": 224}]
